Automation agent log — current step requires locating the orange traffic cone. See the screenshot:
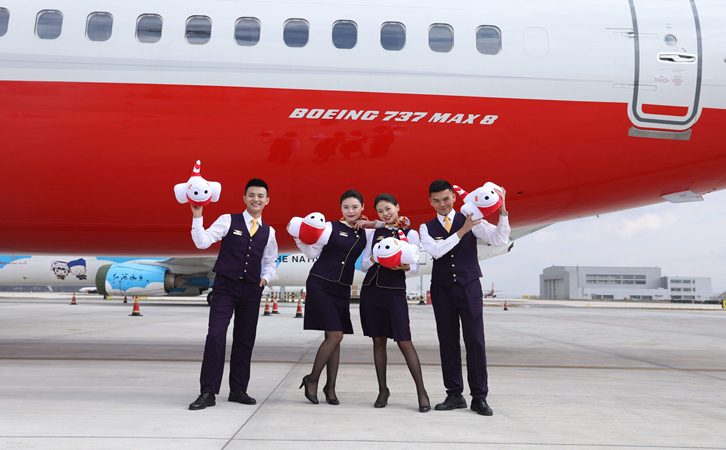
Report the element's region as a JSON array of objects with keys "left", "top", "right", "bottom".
[
  {"left": 295, "top": 299, "right": 303, "bottom": 318},
  {"left": 503, "top": 299, "right": 508, "bottom": 311},
  {"left": 272, "top": 295, "right": 280, "bottom": 314},
  {"left": 123, "top": 296, "right": 128, "bottom": 304},
  {"left": 129, "top": 296, "right": 143, "bottom": 316},
  {"left": 70, "top": 292, "right": 77, "bottom": 305},
  {"left": 263, "top": 299, "right": 271, "bottom": 316}
]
